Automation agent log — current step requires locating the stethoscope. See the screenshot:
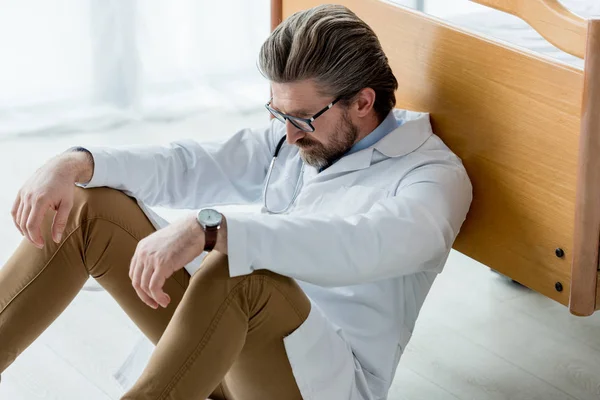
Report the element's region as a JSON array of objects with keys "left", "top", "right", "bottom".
[{"left": 262, "top": 136, "right": 305, "bottom": 214}]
